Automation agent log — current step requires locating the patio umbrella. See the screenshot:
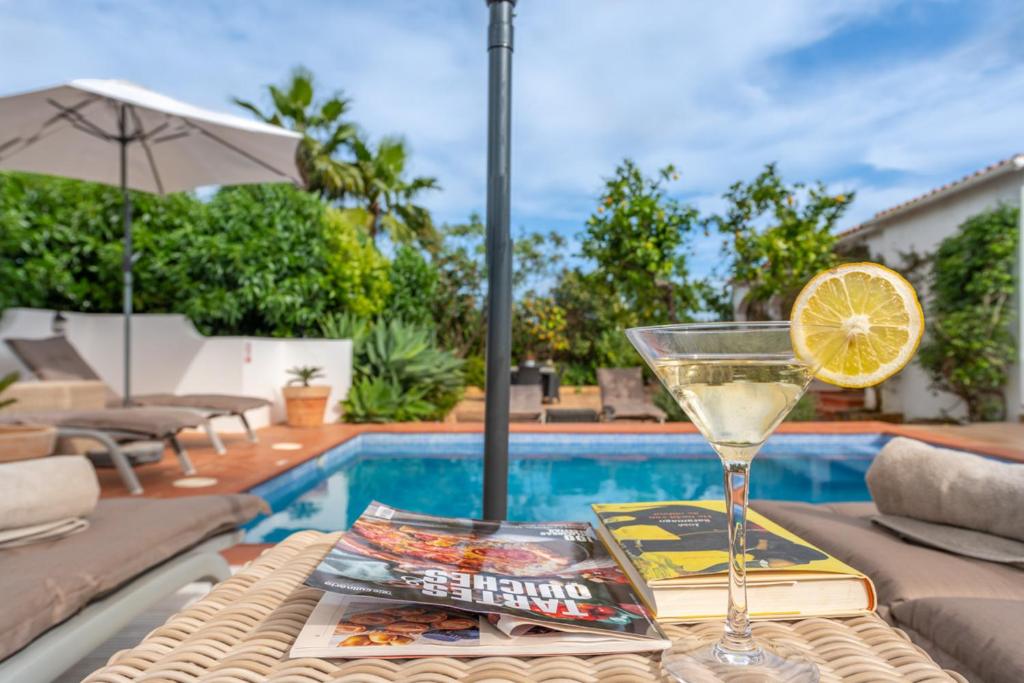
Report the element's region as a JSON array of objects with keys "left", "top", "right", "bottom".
[
  {"left": 0, "top": 79, "right": 302, "bottom": 402},
  {"left": 482, "top": 0, "right": 516, "bottom": 520}
]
